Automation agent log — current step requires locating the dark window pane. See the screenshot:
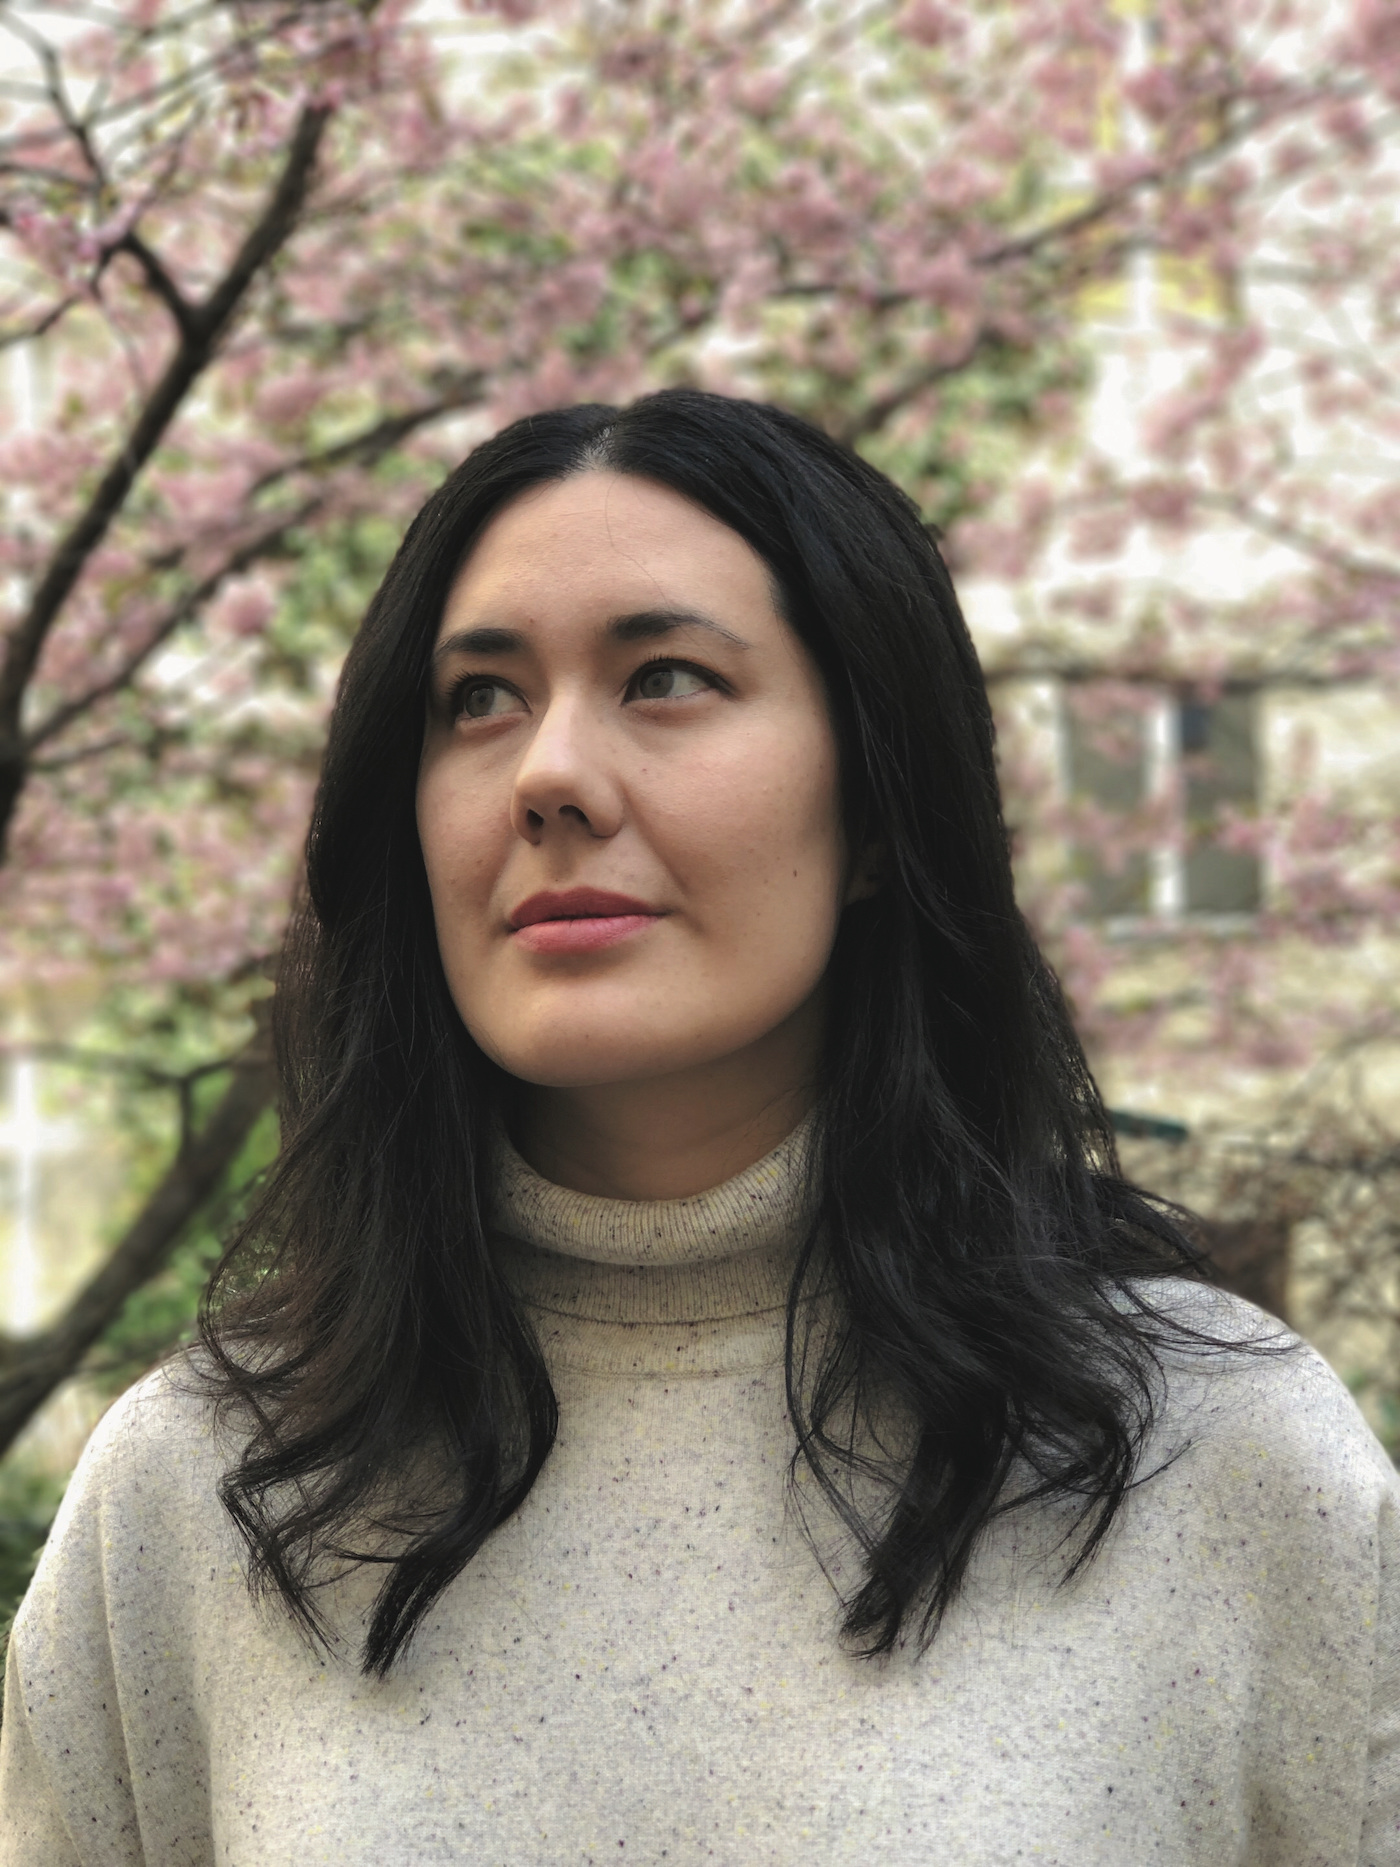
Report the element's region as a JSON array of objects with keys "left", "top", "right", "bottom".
[
  {"left": 1179, "top": 699, "right": 1212, "bottom": 755},
  {"left": 1078, "top": 848, "right": 1152, "bottom": 917},
  {"left": 1181, "top": 692, "right": 1260, "bottom": 912},
  {"left": 1068, "top": 701, "right": 1146, "bottom": 809},
  {"left": 1184, "top": 843, "right": 1260, "bottom": 912},
  {"left": 1065, "top": 689, "right": 1150, "bottom": 916}
]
